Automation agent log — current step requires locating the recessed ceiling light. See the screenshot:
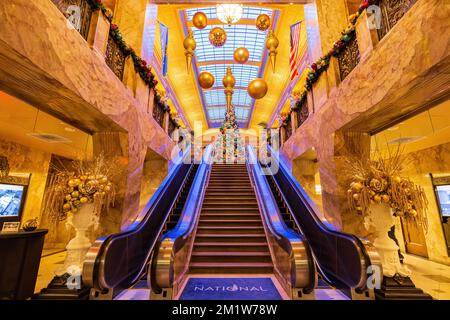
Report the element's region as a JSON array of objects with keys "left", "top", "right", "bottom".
[
  {"left": 387, "top": 126, "right": 399, "bottom": 131},
  {"left": 64, "top": 127, "right": 76, "bottom": 132}
]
